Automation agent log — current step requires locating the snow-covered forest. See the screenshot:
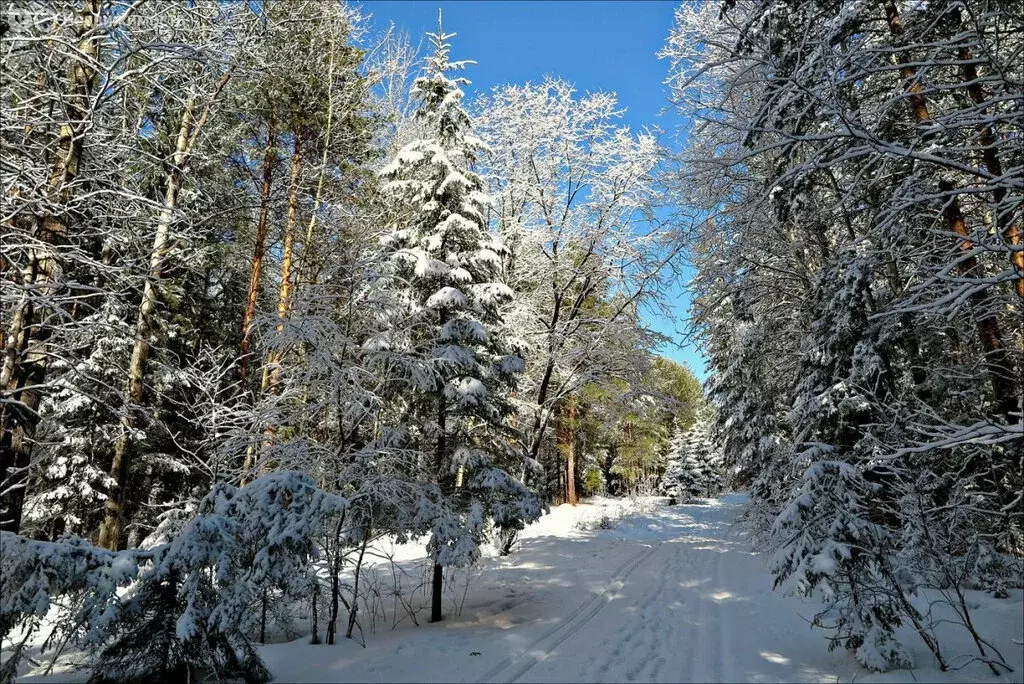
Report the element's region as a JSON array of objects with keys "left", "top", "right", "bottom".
[{"left": 0, "top": 1, "right": 1021, "bottom": 682}]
